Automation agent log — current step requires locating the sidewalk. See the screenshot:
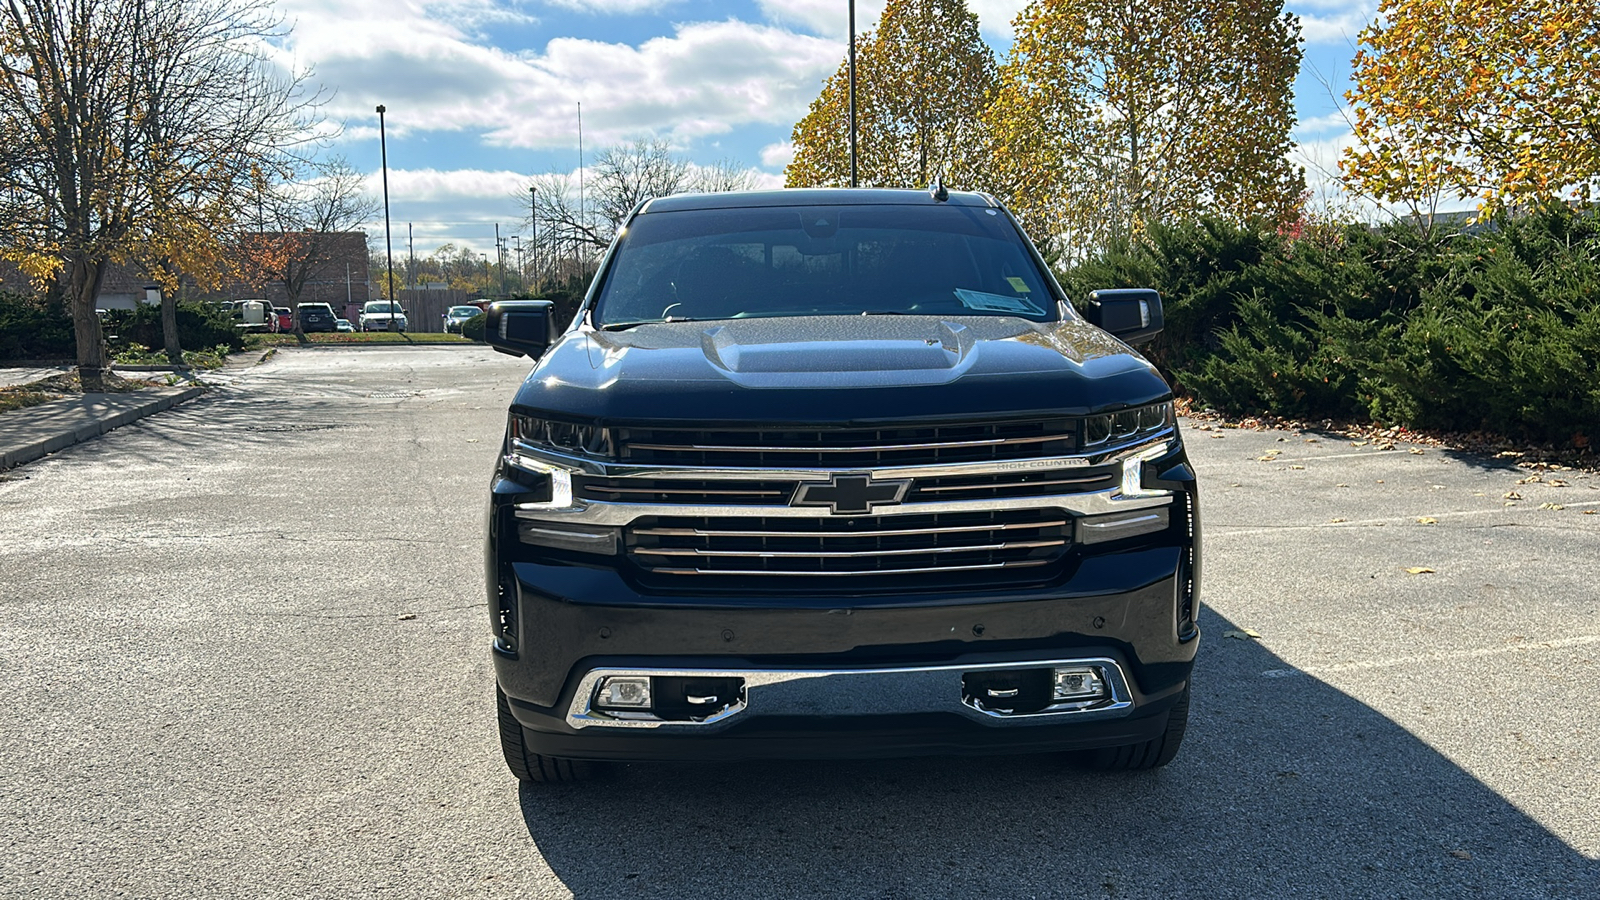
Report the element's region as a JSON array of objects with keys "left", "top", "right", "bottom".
[{"left": 0, "top": 385, "right": 205, "bottom": 471}]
